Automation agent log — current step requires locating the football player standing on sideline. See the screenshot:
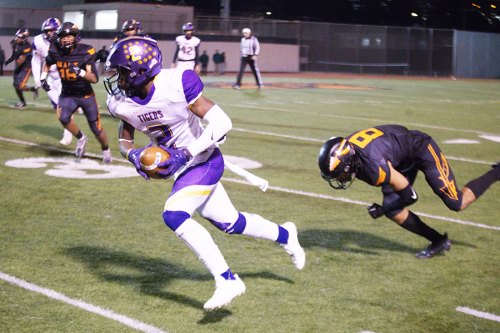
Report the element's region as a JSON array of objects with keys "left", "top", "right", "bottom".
[
  {"left": 234, "top": 28, "right": 263, "bottom": 89},
  {"left": 32, "top": 17, "right": 73, "bottom": 145},
  {"left": 105, "top": 36, "right": 305, "bottom": 311},
  {"left": 171, "top": 22, "right": 201, "bottom": 74},
  {"left": 42, "top": 22, "right": 111, "bottom": 162},
  {"left": 318, "top": 125, "right": 500, "bottom": 259},
  {"left": 5, "top": 29, "right": 38, "bottom": 108}
]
